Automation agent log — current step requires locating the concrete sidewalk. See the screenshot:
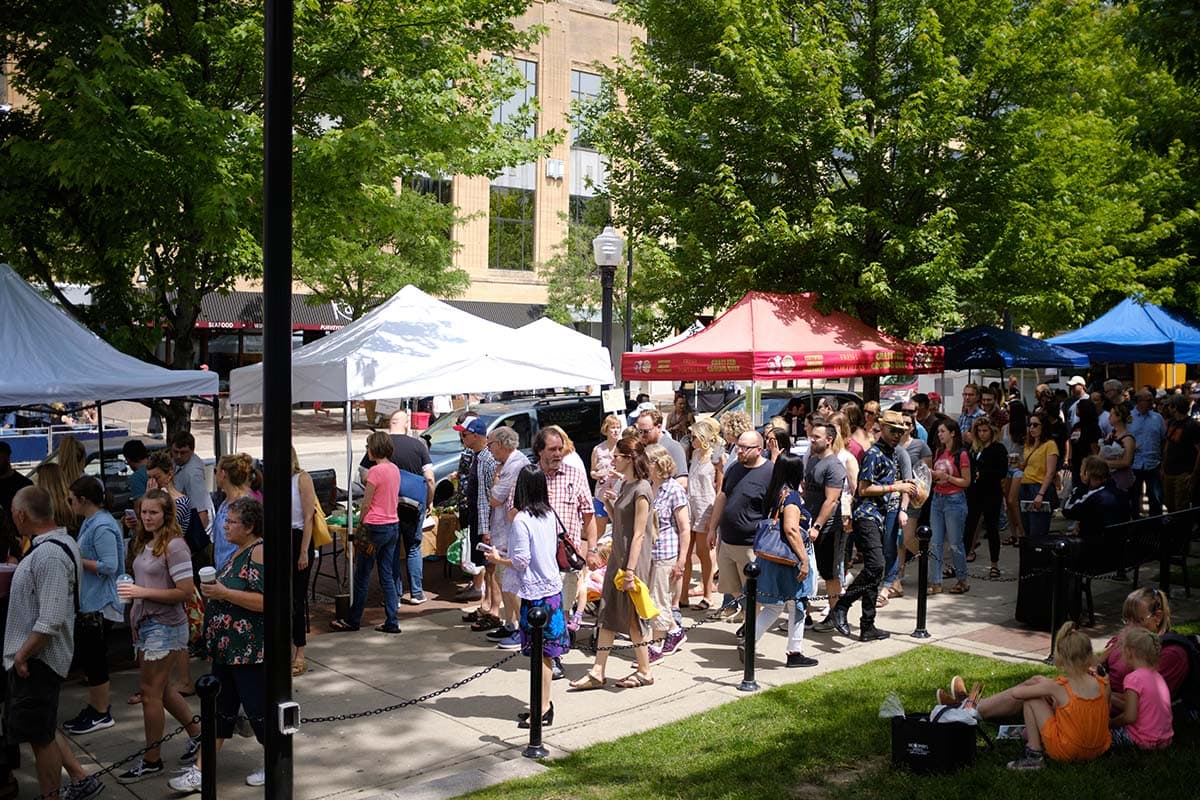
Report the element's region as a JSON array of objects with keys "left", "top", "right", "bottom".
[{"left": 34, "top": 540, "right": 1198, "bottom": 800}]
